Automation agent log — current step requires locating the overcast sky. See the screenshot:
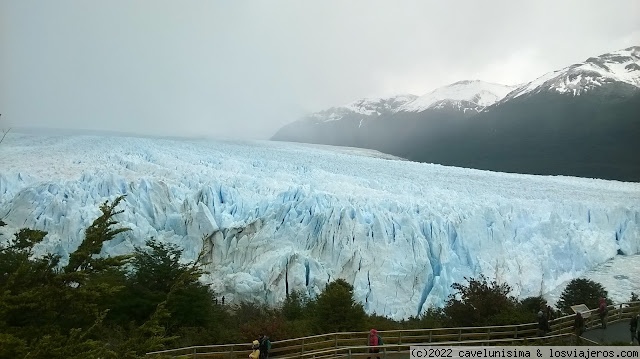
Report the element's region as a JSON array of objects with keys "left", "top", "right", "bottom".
[{"left": 1, "top": 0, "right": 639, "bottom": 139}]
